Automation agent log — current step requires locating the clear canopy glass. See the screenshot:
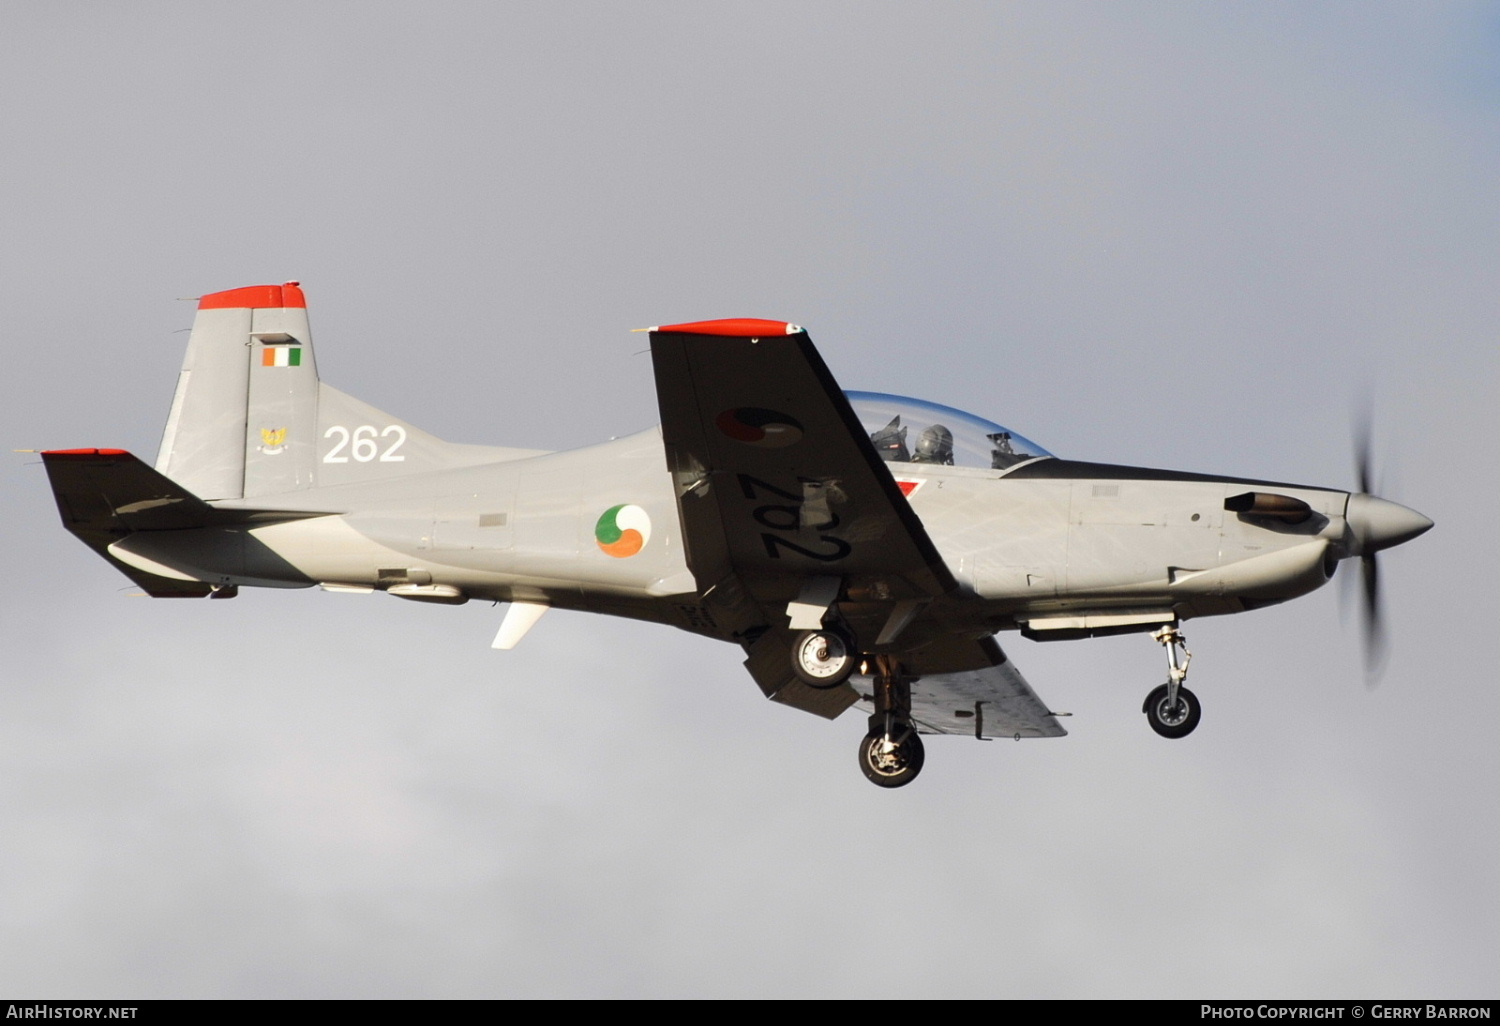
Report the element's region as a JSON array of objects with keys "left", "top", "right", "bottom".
[{"left": 845, "top": 391, "right": 1053, "bottom": 471}]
